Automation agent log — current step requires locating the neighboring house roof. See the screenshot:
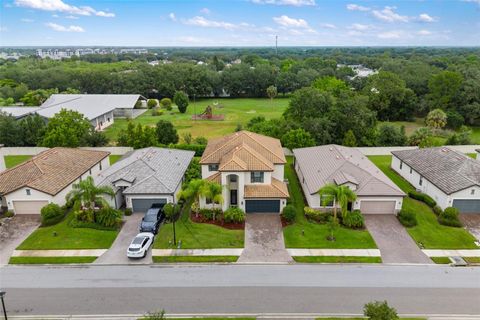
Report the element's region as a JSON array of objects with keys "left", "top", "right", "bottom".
[
  {"left": 200, "top": 131, "right": 286, "bottom": 171},
  {"left": 0, "top": 148, "right": 109, "bottom": 196},
  {"left": 293, "top": 145, "right": 405, "bottom": 197},
  {"left": 0, "top": 107, "right": 42, "bottom": 119},
  {"left": 392, "top": 147, "right": 480, "bottom": 195},
  {"left": 244, "top": 178, "right": 289, "bottom": 198},
  {"left": 38, "top": 94, "right": 145, "bottom": 120},
  {"left": 96, "top": 147, "right": 194, "bottom": 195}
]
